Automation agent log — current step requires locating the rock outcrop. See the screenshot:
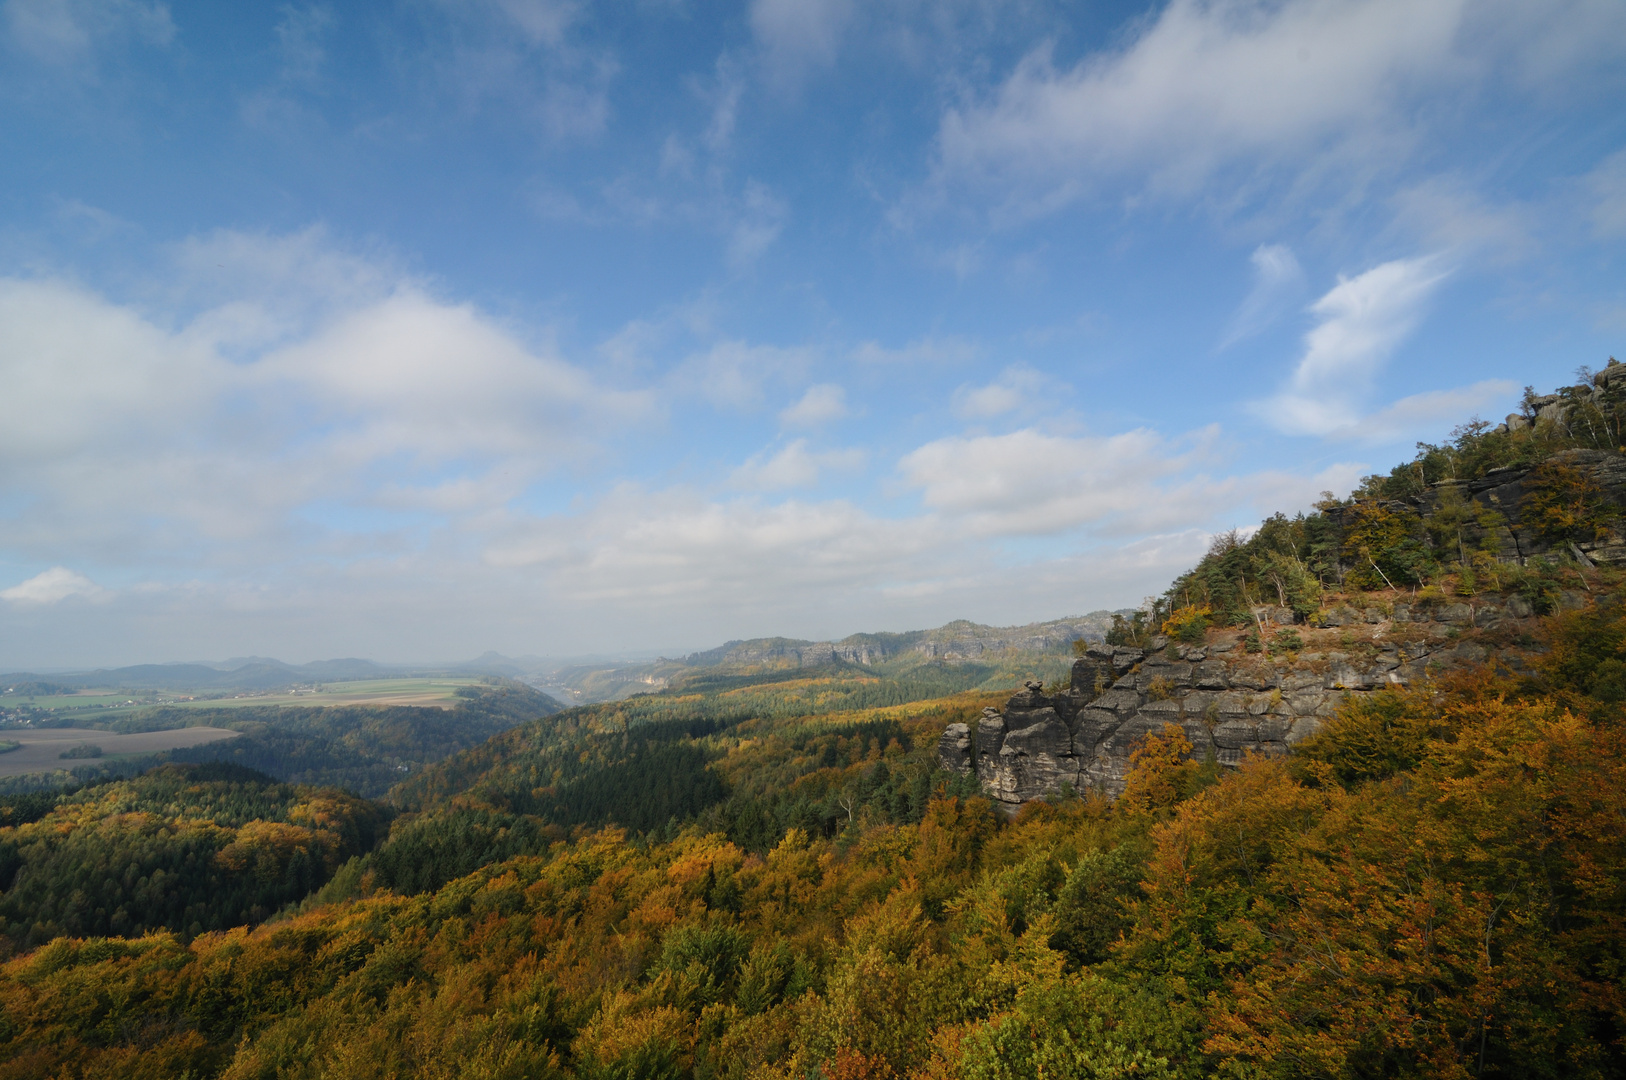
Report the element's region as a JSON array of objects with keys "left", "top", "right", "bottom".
[
  {"left": 942, "top": 593, "right": 1580, "bottom": 807},
  {"left": 1490, "top": 359, "right": 1626, "bottom": 439},
  {"left": 939, "top": 374, "right": 1626, "bottom": 807}
]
